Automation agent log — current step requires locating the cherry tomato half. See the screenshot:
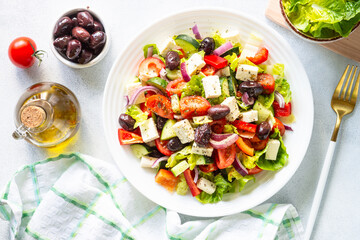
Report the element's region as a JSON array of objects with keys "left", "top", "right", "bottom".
[
  {"left": 247, "top": 47, "right": 269, "bottom": 65},
  {"left": 216, "top": 144, "right": 236, "bottom": 169},
  {"left": 199, "top": 163, "right": 218, "bottom": 173},
  {"left": 273, "top": 117, "right": 285, "bottom": 136},
  {"left": 247, "top": 166, "right": 263, "bottom": 175},
  {"left": 179, "top": 96, "right": 211, "bottom": 119},
  {"left": 146, "top": 95, "right": 174, "bottom": 119},
  {"left": 257, "top": 73, "right": 275, "bottom": 94},
  {"left": 166, "top": 78, "right": 186, "bottom": 97},
  {"left": 201, "top": 64, "right": 216, "bottom": 76},
  {"left": 138, "top": 57, "right": 165, "bottom": 81},
  {"left": 155, "top": 139, "right": 174, "bottom": 156}
]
